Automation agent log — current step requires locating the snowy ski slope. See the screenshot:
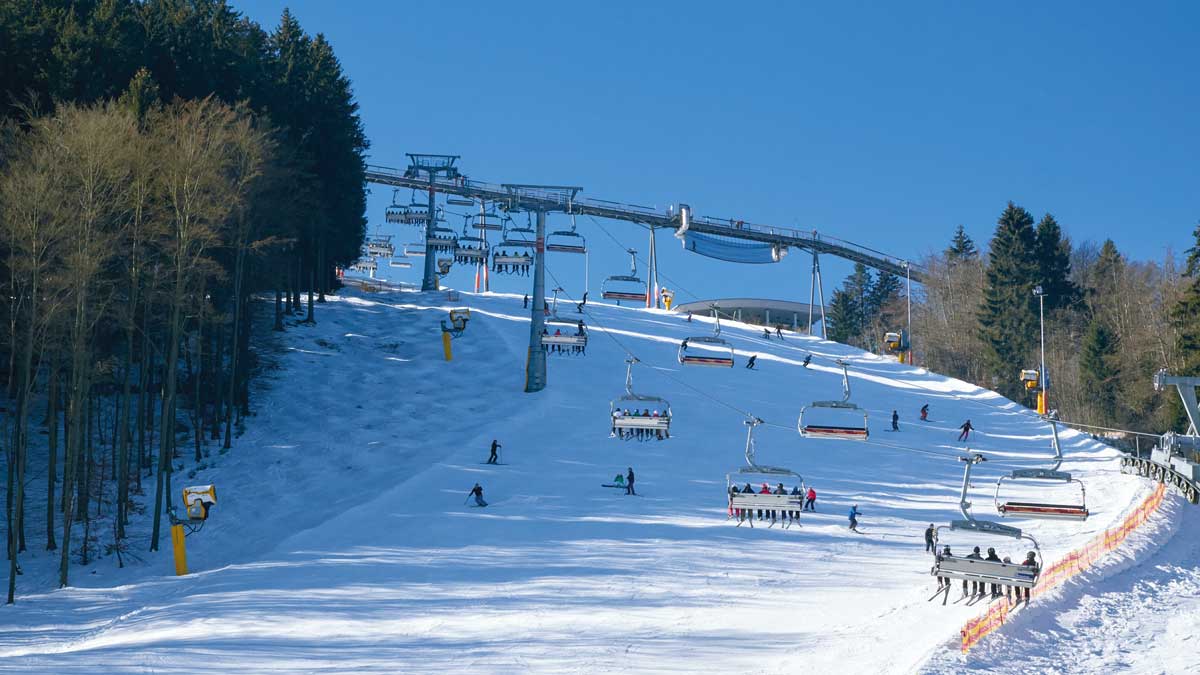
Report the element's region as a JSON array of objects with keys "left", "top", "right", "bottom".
[{"left": 0, "top": 284, "right": 1161, "bottom": 673}]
